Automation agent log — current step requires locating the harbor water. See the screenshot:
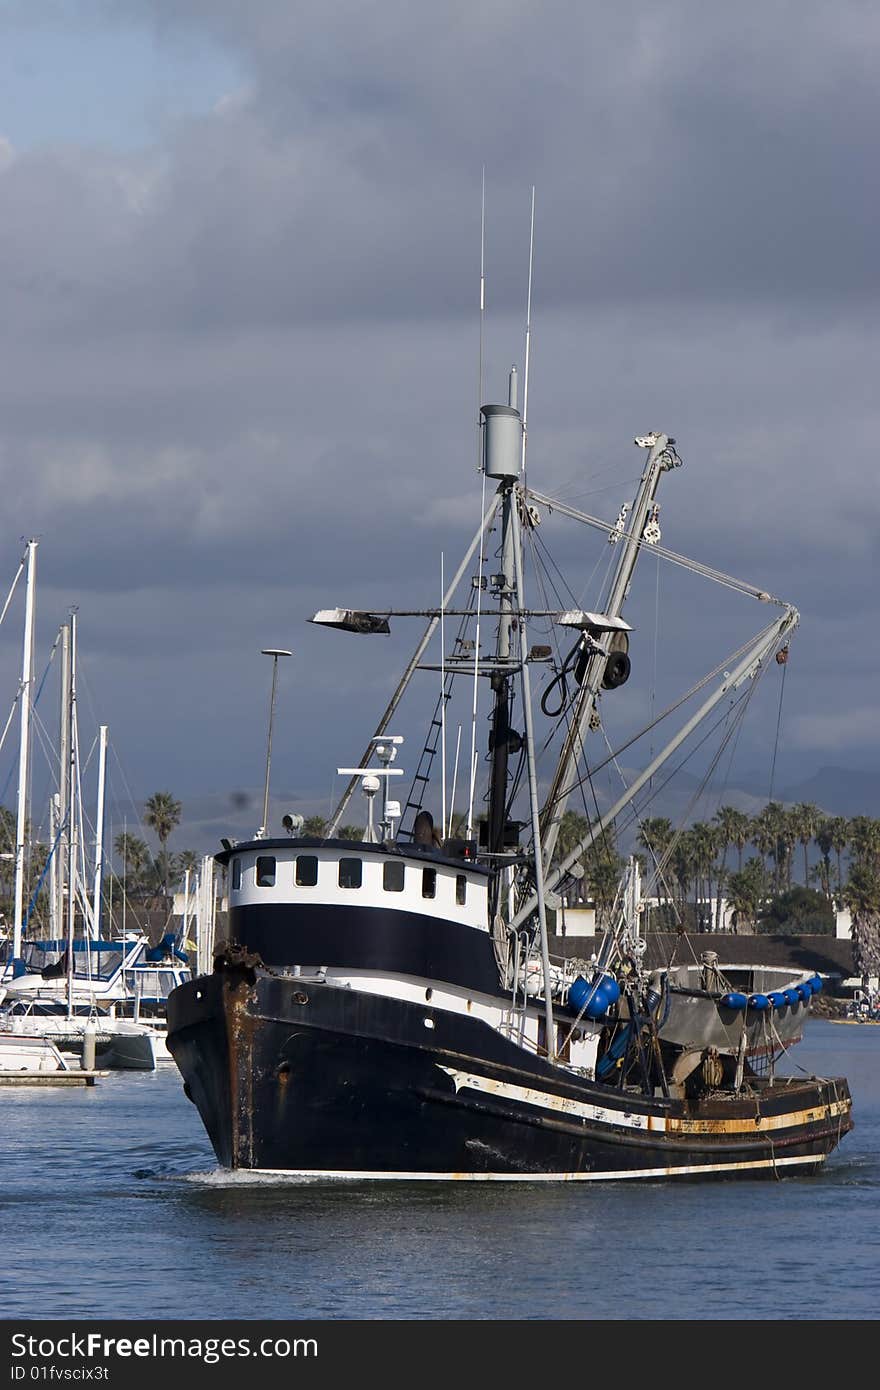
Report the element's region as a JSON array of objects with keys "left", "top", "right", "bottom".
[{"left": 2, "top": 1019, "right": 877, "bottom": 1321}]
